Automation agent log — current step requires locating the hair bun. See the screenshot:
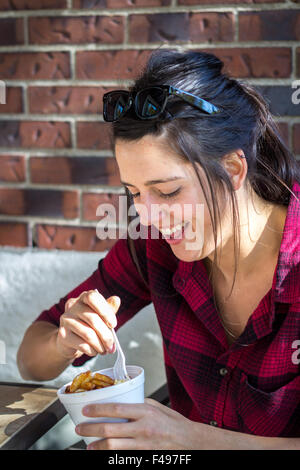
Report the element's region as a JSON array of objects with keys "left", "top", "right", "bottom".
[{"left": 186, "top": 51, "right": 224, "bottom": 77}]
